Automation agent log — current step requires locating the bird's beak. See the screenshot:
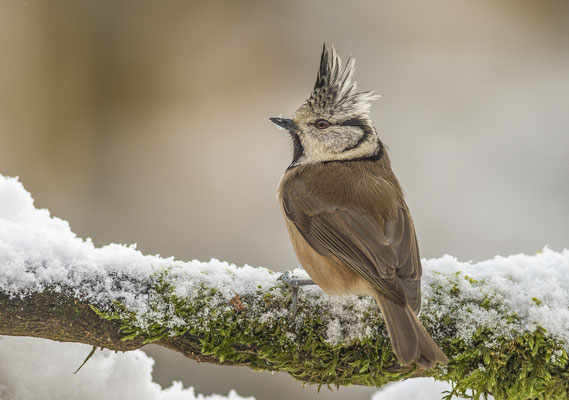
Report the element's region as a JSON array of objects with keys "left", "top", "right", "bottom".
[{"left": 270, "top": 117, "right": 297, "bottom": 132}]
